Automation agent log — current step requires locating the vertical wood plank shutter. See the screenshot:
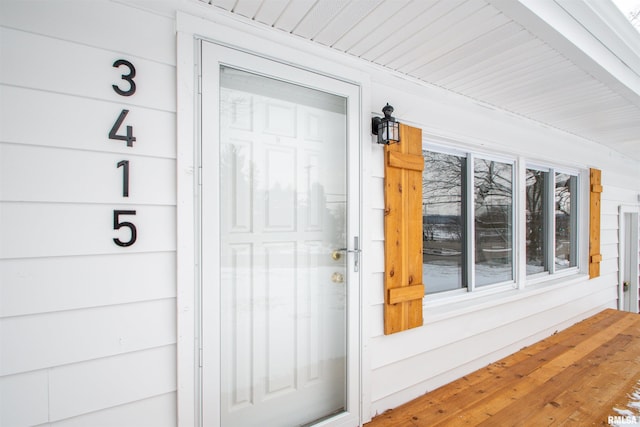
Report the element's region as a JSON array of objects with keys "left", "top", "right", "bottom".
[
  {"left": 589, "top": 168, "right": 602, "bottom": 279},
  {"left": 384, "top": 124, "right": 424, "bottom": 334}
]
